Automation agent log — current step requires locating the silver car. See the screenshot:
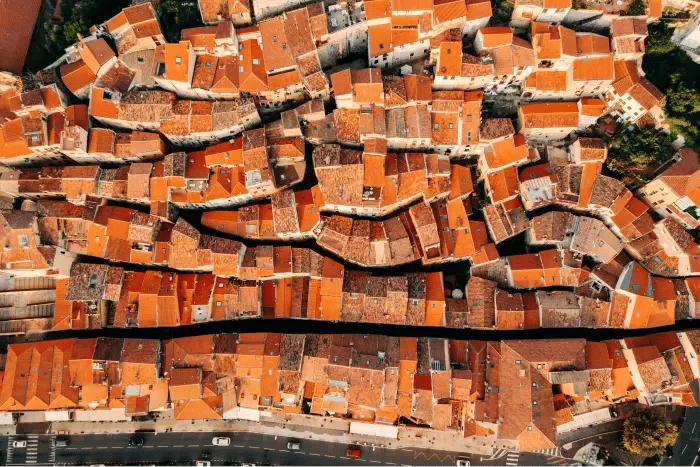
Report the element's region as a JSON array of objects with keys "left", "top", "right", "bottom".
[{"left": 212, "top": 436, "right": 230, "bottom": 446}]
